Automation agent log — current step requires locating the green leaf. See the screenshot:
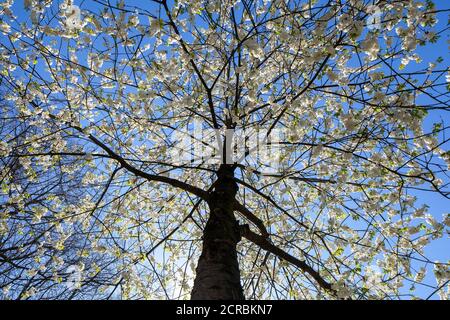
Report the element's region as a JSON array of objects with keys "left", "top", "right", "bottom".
[{"left": 334, "top": 247, "right": 344, "bottom": 256}]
